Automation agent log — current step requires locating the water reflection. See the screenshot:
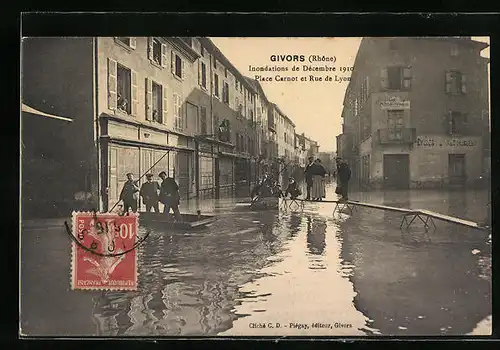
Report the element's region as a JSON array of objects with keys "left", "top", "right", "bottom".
[
  {"left": 85, "top": 186, "right": 491, "bottom": 337},
  {"left": 220, "top": 213, "right": 375, "bottom": 336},
  {"left": 306, "top": 216, "right": 326, "bottom": 256}
]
